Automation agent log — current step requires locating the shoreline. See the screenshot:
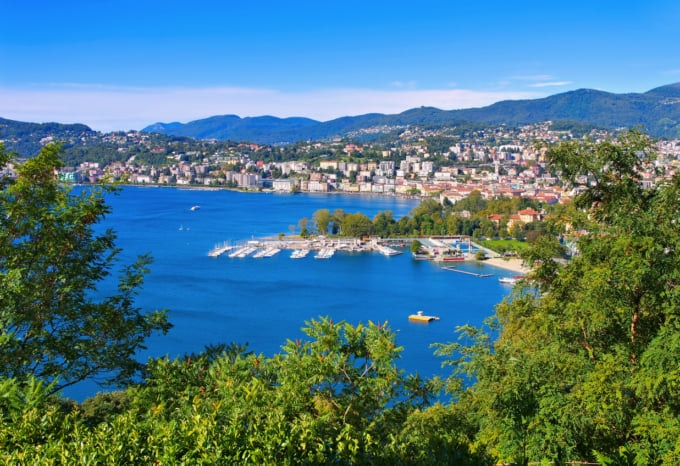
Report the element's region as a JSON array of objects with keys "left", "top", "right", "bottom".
[{"left": 482, "top": 256, "right": 528, "bottom": 274}]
